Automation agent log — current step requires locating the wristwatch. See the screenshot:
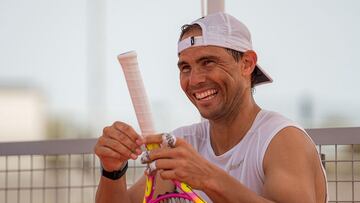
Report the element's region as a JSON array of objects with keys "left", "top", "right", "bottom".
[{"left": 101, "top": 161, "right": 128, "bottom": 180}]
